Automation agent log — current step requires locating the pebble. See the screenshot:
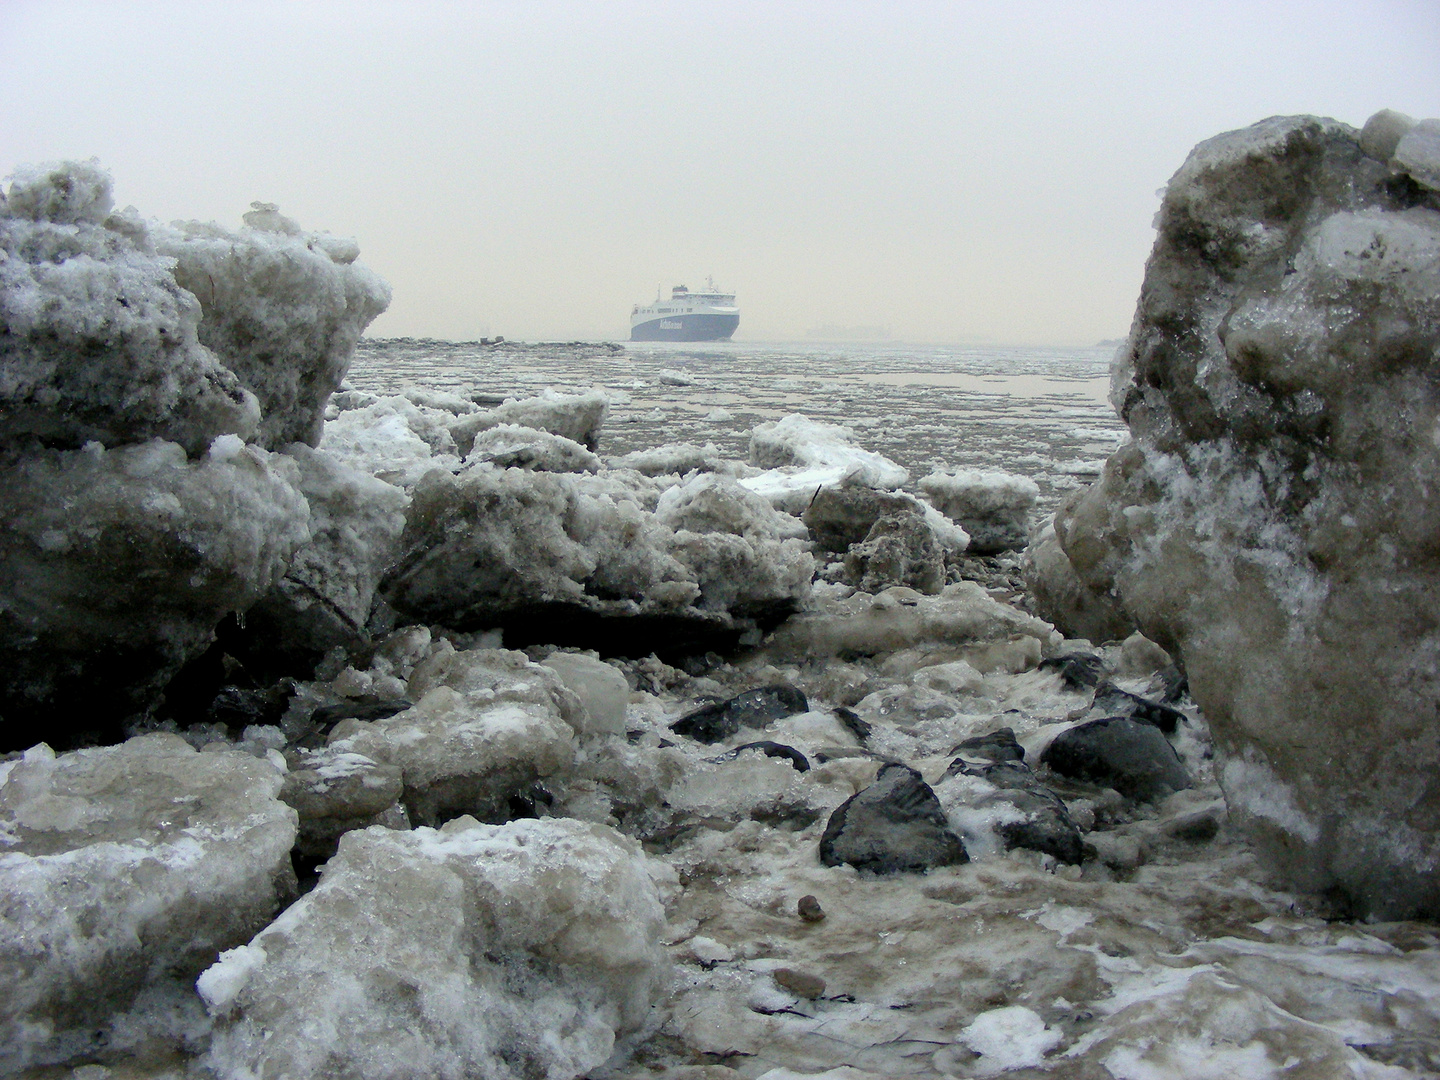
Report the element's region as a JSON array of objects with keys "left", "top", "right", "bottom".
[
  {"left": 798, "top": 895, "right": 826, "bottom": 922},
  {"left": 773, "top": 967, "right": 826, "bottom": 999}
]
